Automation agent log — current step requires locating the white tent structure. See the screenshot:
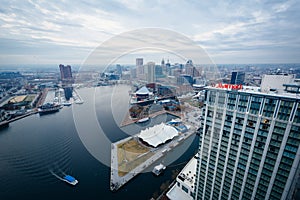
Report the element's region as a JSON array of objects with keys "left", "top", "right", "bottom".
[
  {"left": 136, "top": 86, "right": 150, "bottom": 95},
  {"left": 138, "top": 123, "right": 179, "bottom": 147}
]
